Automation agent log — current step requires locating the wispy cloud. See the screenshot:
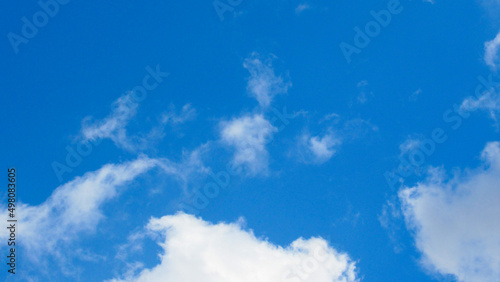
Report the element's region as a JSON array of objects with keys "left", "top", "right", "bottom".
[
  {"left": 293, "top": 115, "right": 377, "bottom": 165},
  {"left": 80, "top": 92, "right": 139, "bottom": 151},
  {"left": 399, "top": 135, "right": 425, "bottom": 156},
  {"left": 0, "top": 157, "right": 156, "bottom": 273},
  {"left": 160, "top": 103, "right": 197, "bottom": 125},
  {"left": 243, "top": 53, "right": 291, "bottom": 108},
  {"left": 295, "top": 3, "right": 311, "bottom": 14},
  {"left": 80, "top": 93, "right": 196, "bottom": 152},
  {"left": 409, "top": 89, "right": 422, "bottom": 102},
  {"left": 0, "top": 150, "right": 208, "bottom": 277},
  {"left": 356, "top": 80, "right": 371, "bottom": 104},
  {"left": 460, "top": 90, "right": 500, "bottom": 126}
]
